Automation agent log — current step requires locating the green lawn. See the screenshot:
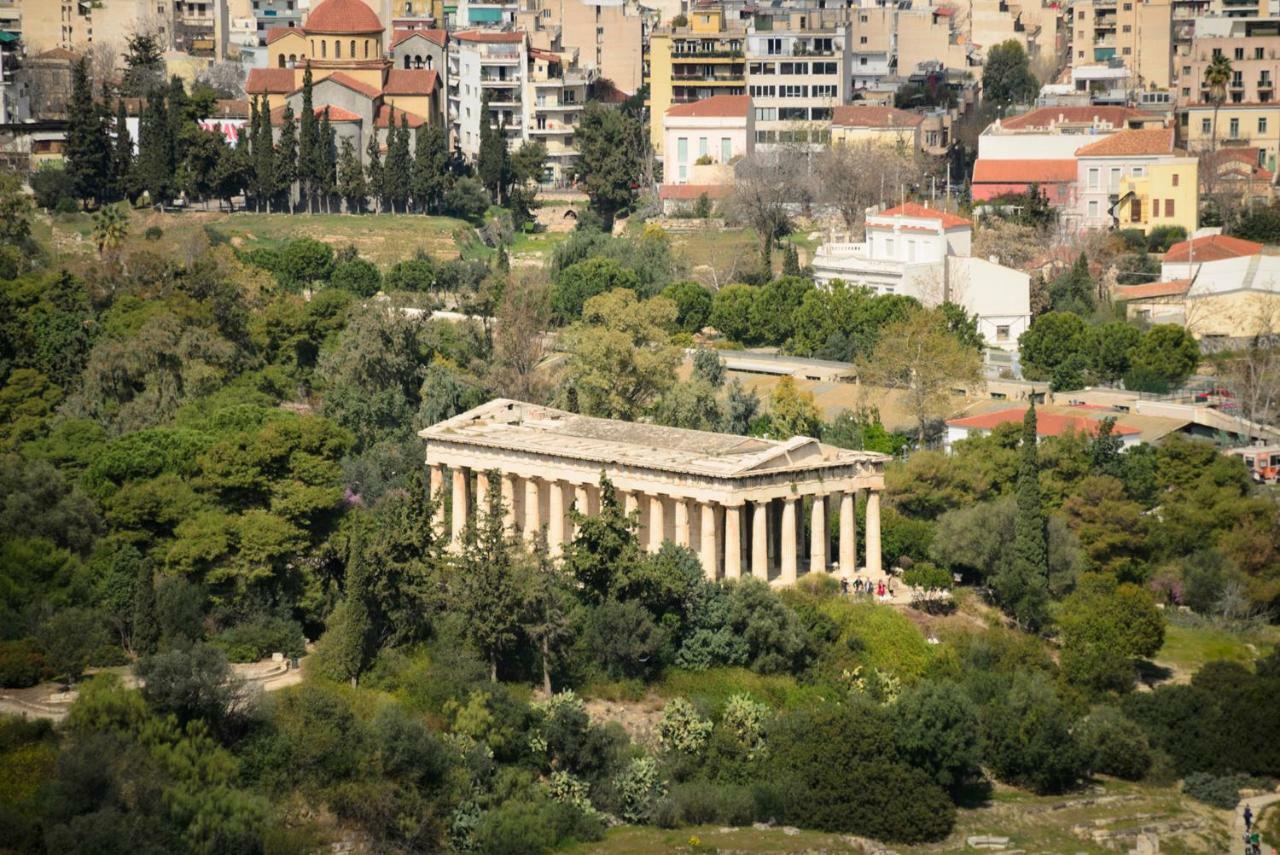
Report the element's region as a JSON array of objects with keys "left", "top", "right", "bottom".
[
  {"left": 1153, "top": 619, "right": 1279, "bottom": 679},
  {"left": 204, "top": 211, "right": 473, "bottom": 267},
  {"left": 667, "top": 226, "right": 815, "bottom": 287}
]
